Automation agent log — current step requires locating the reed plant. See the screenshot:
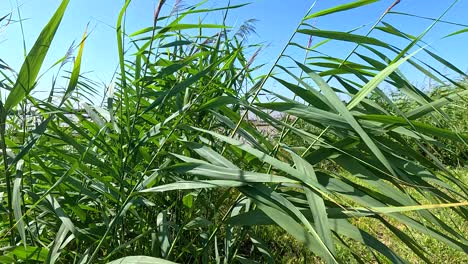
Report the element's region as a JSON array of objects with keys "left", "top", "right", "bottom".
[{"left": 0, "top": 0, "right": 467, "bottom": 263}]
